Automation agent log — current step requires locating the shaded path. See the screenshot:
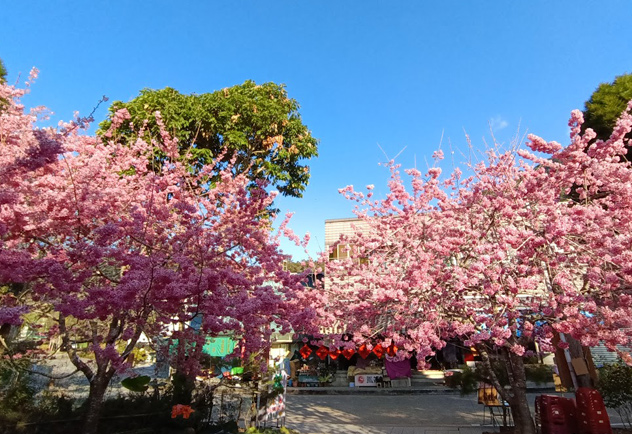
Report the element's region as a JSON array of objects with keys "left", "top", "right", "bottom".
[
  {"left": 285, "top": 392, "right": 626, "bottom": 434},
  {"left": 285, "top": 394, "right": 489, "bottom": 434}
]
